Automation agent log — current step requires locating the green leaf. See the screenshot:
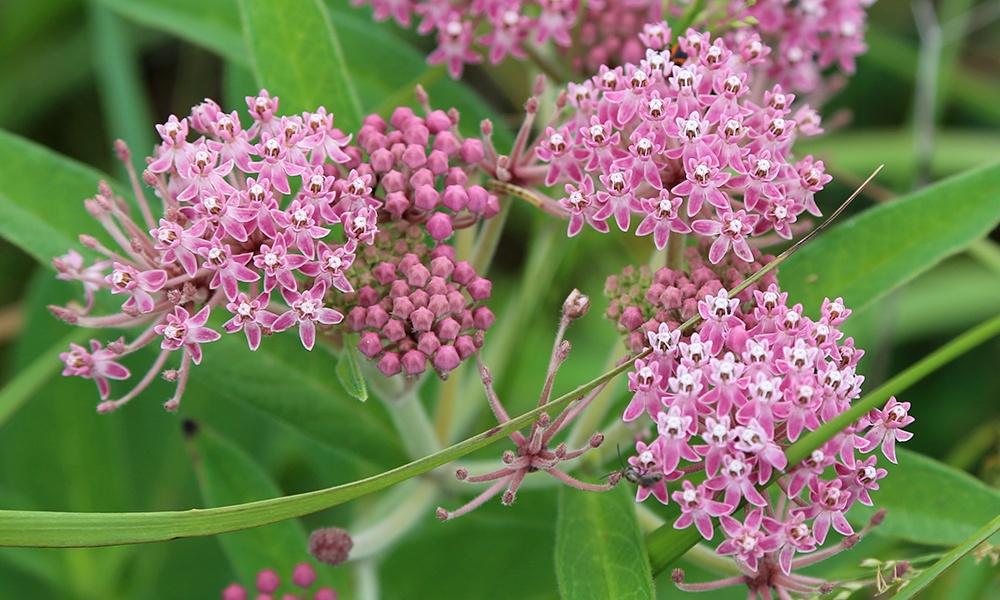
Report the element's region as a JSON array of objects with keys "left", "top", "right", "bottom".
[
  {"left": 0, "top": 128, "right": 114, "bottom": 264},
  {"left": 849, "top": 448, "right": 1000, "bottom": 546},
  {"left": 187, "top": 423, "right": 342, "bottom": 589},
  {"left": 95, "top": 0, "right": 247, "bottom": 66},
  {"left": 556, "top": 485, "right": 654, "bottom": 600},
  {"left": 238, "top": 0, "right": 363, "bottom": 128},
  {"left": 335, "top": 342, "right": 368, "bottom": 403},
  {"left": 0, "top": 351, "right": 637, "bottom": 547},
  {"left": 189, "top": 333, "right": 404, "bottom": 468},
  {"left": 781, "top": 160, "right": 1000, "bottom": 315}
]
